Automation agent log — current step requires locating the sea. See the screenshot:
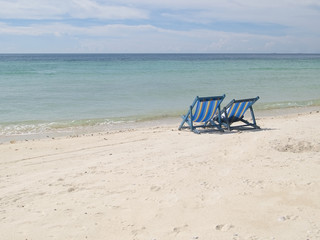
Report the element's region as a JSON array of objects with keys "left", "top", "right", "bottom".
[{"left": 1, "top": 53, "right": 320, "bottom": 139}]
